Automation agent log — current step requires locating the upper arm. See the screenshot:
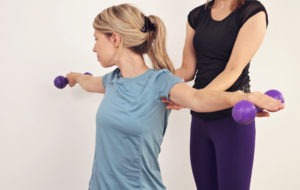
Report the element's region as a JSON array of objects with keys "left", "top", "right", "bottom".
[
  {"left": 225, "top": 11, "right": 267, "bottom": 72},
  {"left": 169, "top": 82, "right": 198, "bottom": 110},
  {"left": 176, "top": 22, "right": 197, "bottom": 82}
]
